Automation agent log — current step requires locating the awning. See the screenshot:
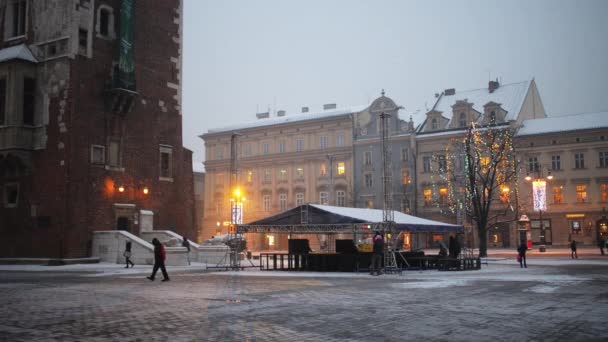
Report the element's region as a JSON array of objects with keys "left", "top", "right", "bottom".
[{"left": 0, "top": 44, "right": 37, "bottom": 64}]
